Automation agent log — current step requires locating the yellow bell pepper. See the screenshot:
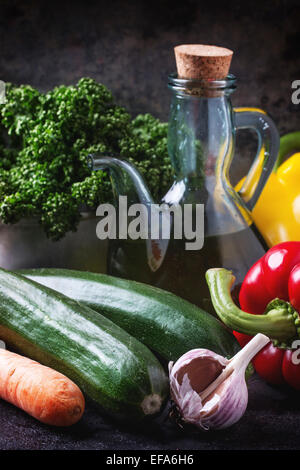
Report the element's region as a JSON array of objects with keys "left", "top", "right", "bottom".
[{"left": 236, "top": 132, "right": 300, "bottom": 247}]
